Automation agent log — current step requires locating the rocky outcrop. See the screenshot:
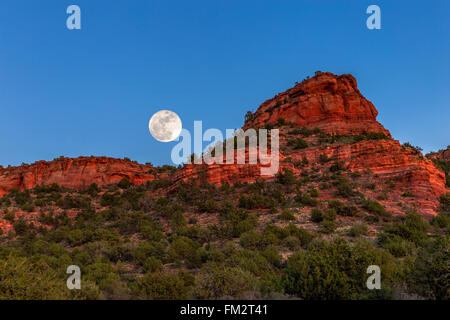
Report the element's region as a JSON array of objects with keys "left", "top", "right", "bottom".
[
  {"left": 0, "top": 72, "right": 447, "bottom": 216},
  {"left": 427, "top": 146, "right": 450, "bottom": 161},
  {"left": 175, "top": 72, "right": 446, "bottom": 215},
  {"left": 171, "top": 147, "right": 271, "bottom": 187},
  {"left": 243, "top": 72, "right": 390, "bottom": 136},
  {"left": 285, "top": 140, "right": 446, "bottom": 215},
  {"left": 0, "top": 156, "right": 156, "bottom": 197},
  {"left": 172, "top": 138, "right": 446, "bottom": 215}
]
